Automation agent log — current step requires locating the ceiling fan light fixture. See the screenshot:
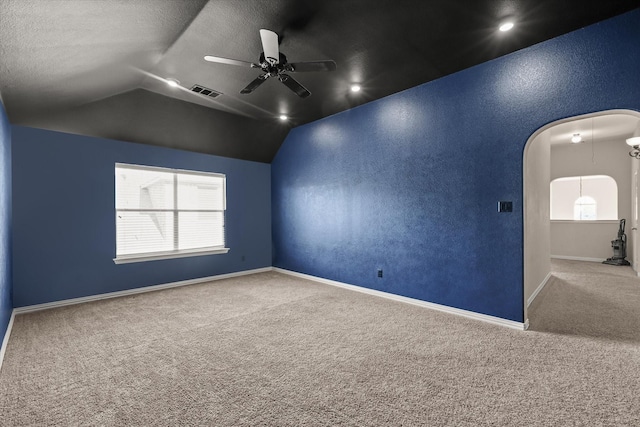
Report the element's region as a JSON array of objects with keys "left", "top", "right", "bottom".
[{"left": 571, "top": 133, "right": 582, "bottom": 143}]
